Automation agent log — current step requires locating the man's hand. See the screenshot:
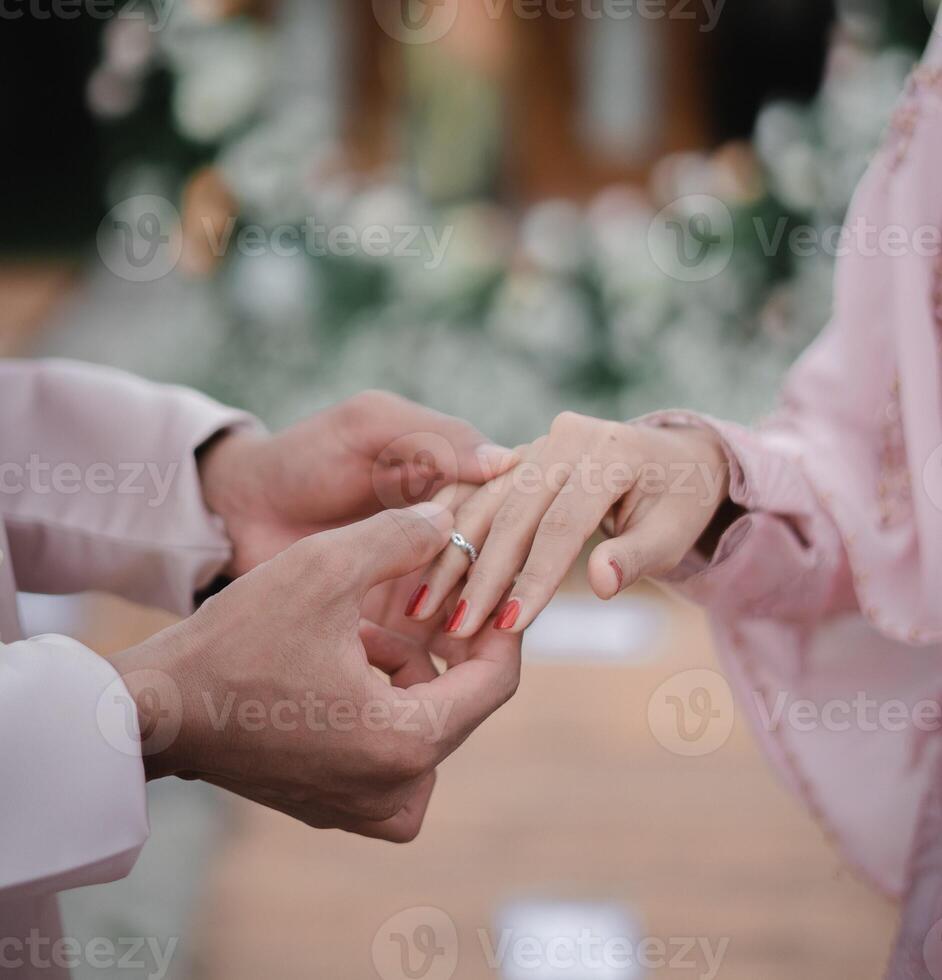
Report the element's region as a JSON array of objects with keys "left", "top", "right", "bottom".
[
  {"left": 198, "top": 390, "right": 517, "bottom": 577},
  {"left": 111, "top": 502, "right": 521, "bottom": 843}
]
